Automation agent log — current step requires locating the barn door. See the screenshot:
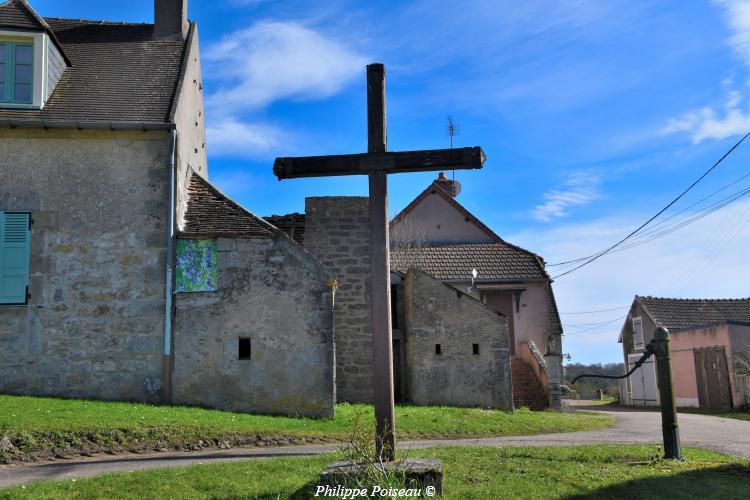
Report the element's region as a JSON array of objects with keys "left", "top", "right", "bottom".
[
  {"left": 694, "top": 347, "right": 732, "bottom": 410},
  {"left": 628, "top": 354, "right": 659, "bottom": 406}
]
